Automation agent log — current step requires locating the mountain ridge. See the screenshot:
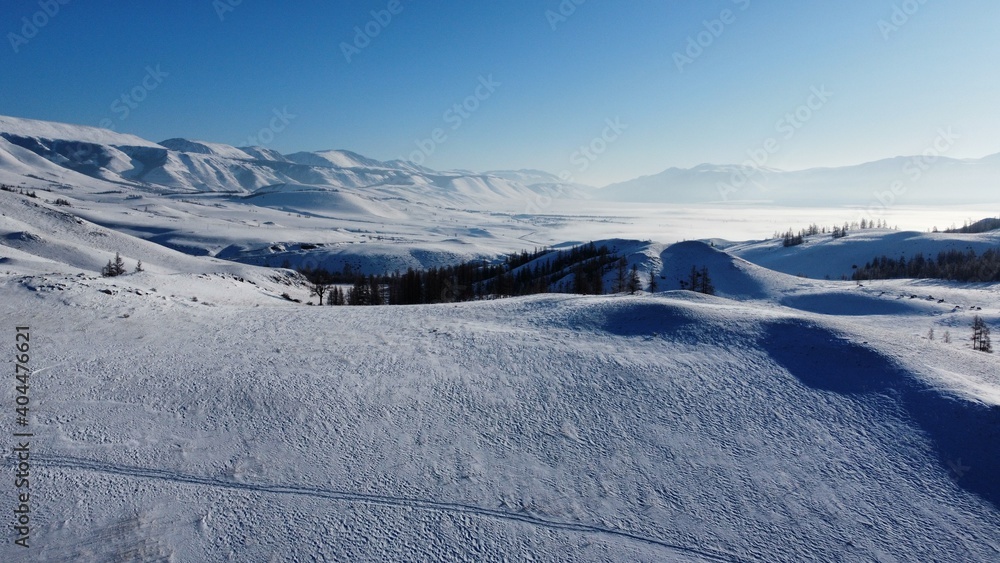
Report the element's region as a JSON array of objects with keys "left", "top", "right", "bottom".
[
  {"left": 598, "top": 153, "right": 1000, "bottom": 205},
  {"left": 3, "top": 113, "right": 998, "bottom": 208}
]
